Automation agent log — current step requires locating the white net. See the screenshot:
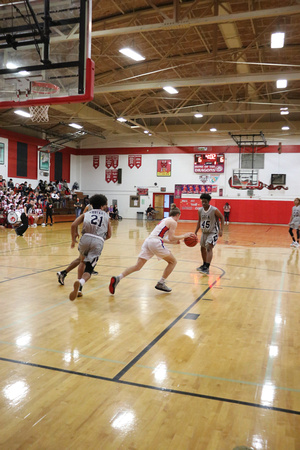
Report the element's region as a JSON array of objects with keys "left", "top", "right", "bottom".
[{"left": 29, "top": 104, "right": 50, "bottom": 122}]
